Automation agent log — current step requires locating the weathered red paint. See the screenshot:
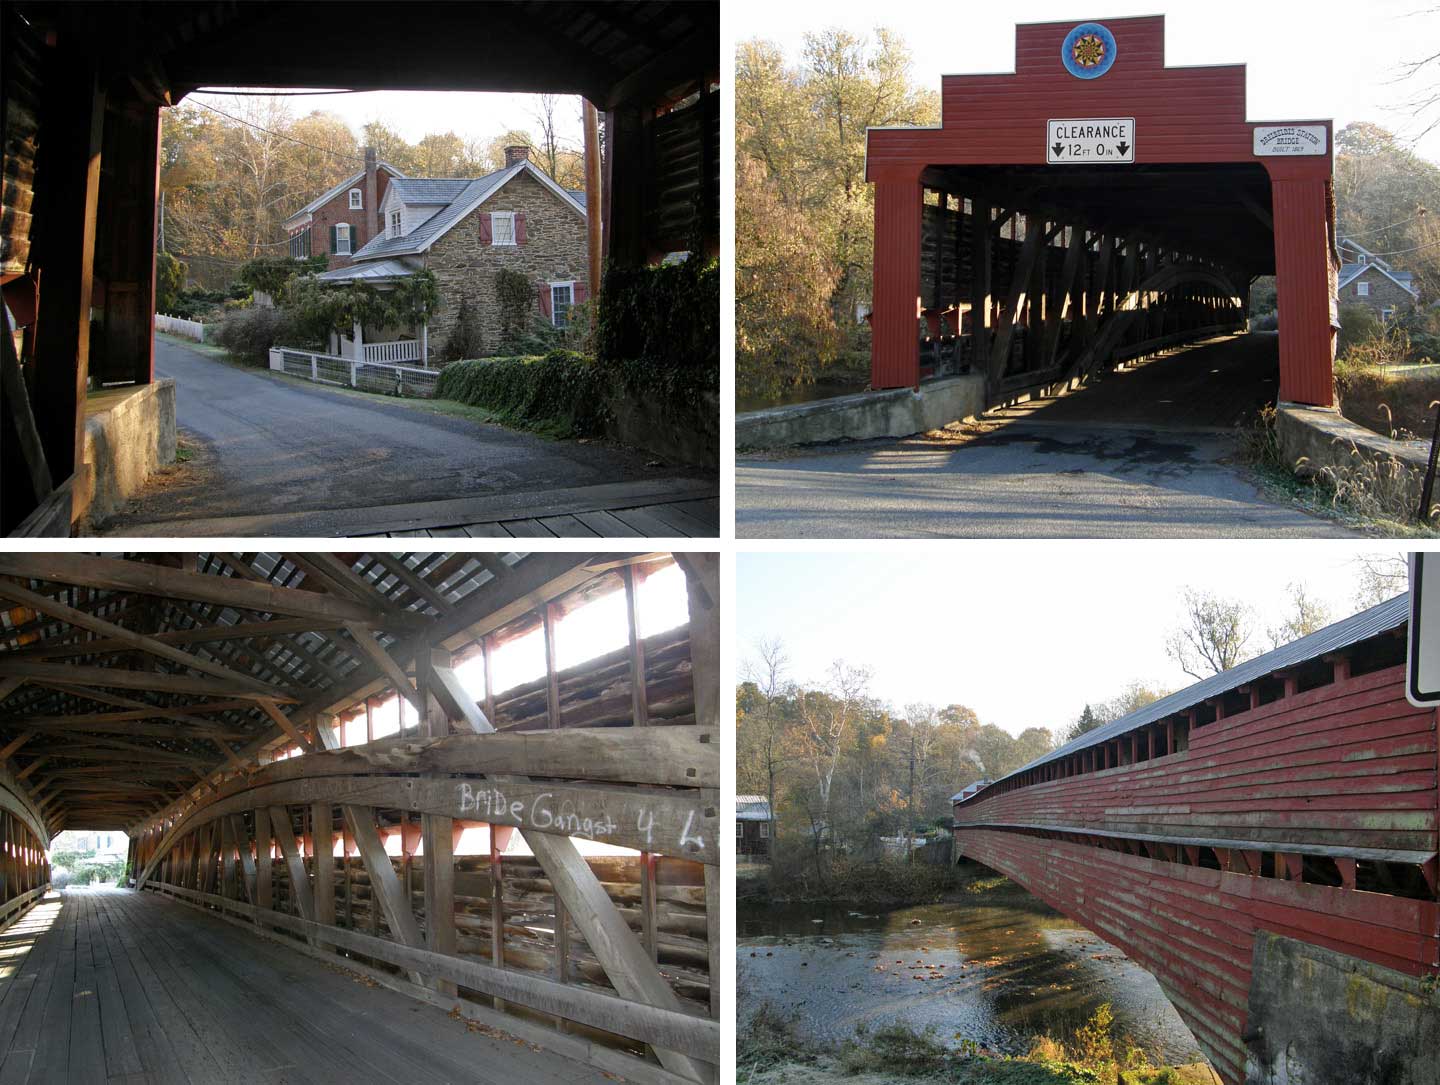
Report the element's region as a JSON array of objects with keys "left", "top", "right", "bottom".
[
  {"left": 954, "top": 663, "right": 1439, "bottom": 1085},
  {"left": 867, "top": 16, "right": 1334, "bottom": 405}
]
